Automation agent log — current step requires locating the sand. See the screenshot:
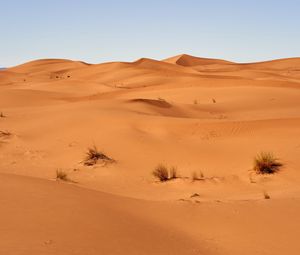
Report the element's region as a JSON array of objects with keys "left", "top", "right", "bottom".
[{"left": 1, "top": 54, "right": 300, "bottom": 254}]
